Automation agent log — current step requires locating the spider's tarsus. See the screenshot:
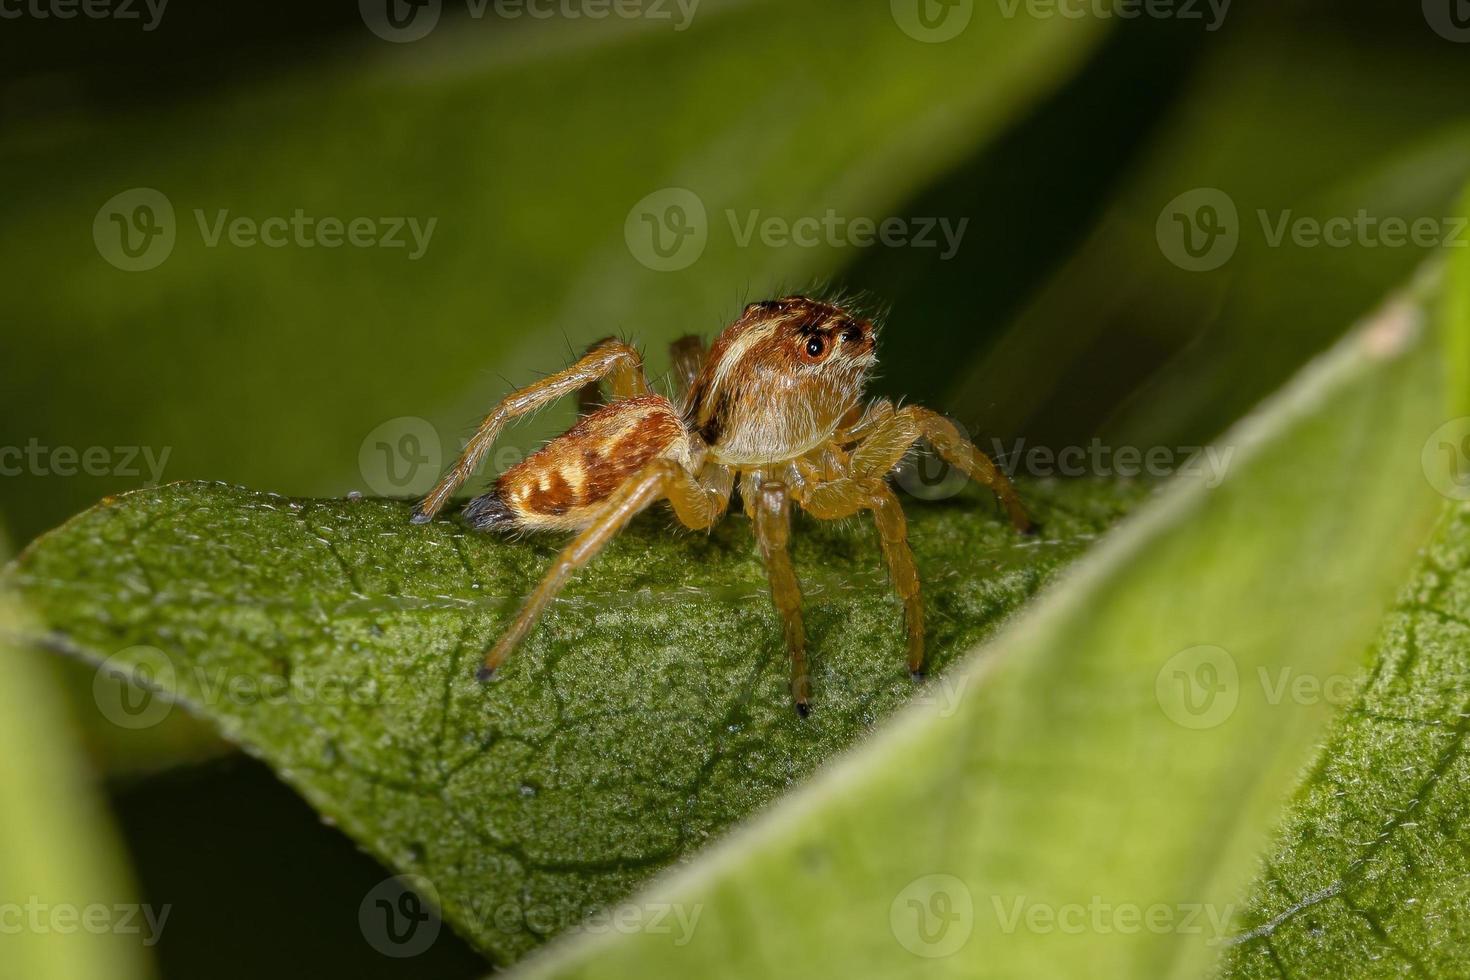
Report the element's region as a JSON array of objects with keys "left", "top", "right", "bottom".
[
  {"left": 409, "top": 509, "right": 432, "bottom": 525},
  {"left": 795, "top": 701, "right": 811, "bottom": 719},
  {"left": 909, "top": 669, "right": 926, "bottom": 682},
  {"left": 1020, "top": 521, "right": 1042, "bottom": 537},
  {"left": 476, "top": 665, "right": 498, "bottom": 683}
]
